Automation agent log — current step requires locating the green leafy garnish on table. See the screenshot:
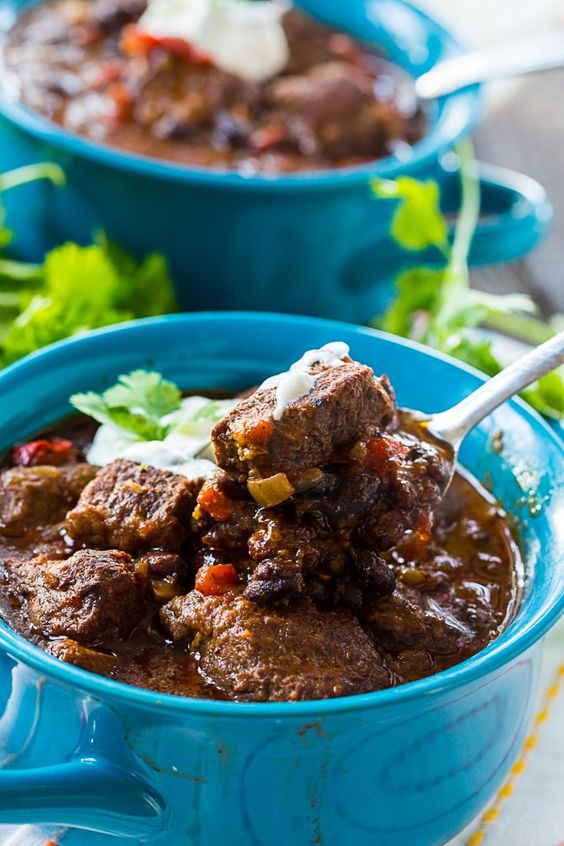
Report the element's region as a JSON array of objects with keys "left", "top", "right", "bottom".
[
  {"left": 0, "top": 164, "right": 178, "bottom": 366},
  {"left": 372, "top": 141, "right": 564, "bottom": 420}
]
